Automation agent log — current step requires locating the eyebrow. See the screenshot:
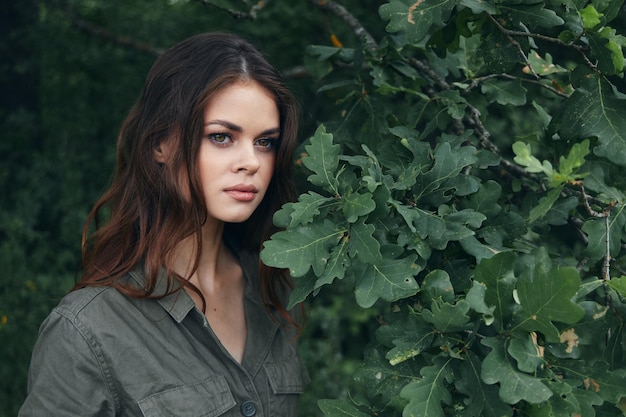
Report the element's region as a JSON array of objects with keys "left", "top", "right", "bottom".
[{"left": 205, "top": 119, "right": 281, "bottom": 136}]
